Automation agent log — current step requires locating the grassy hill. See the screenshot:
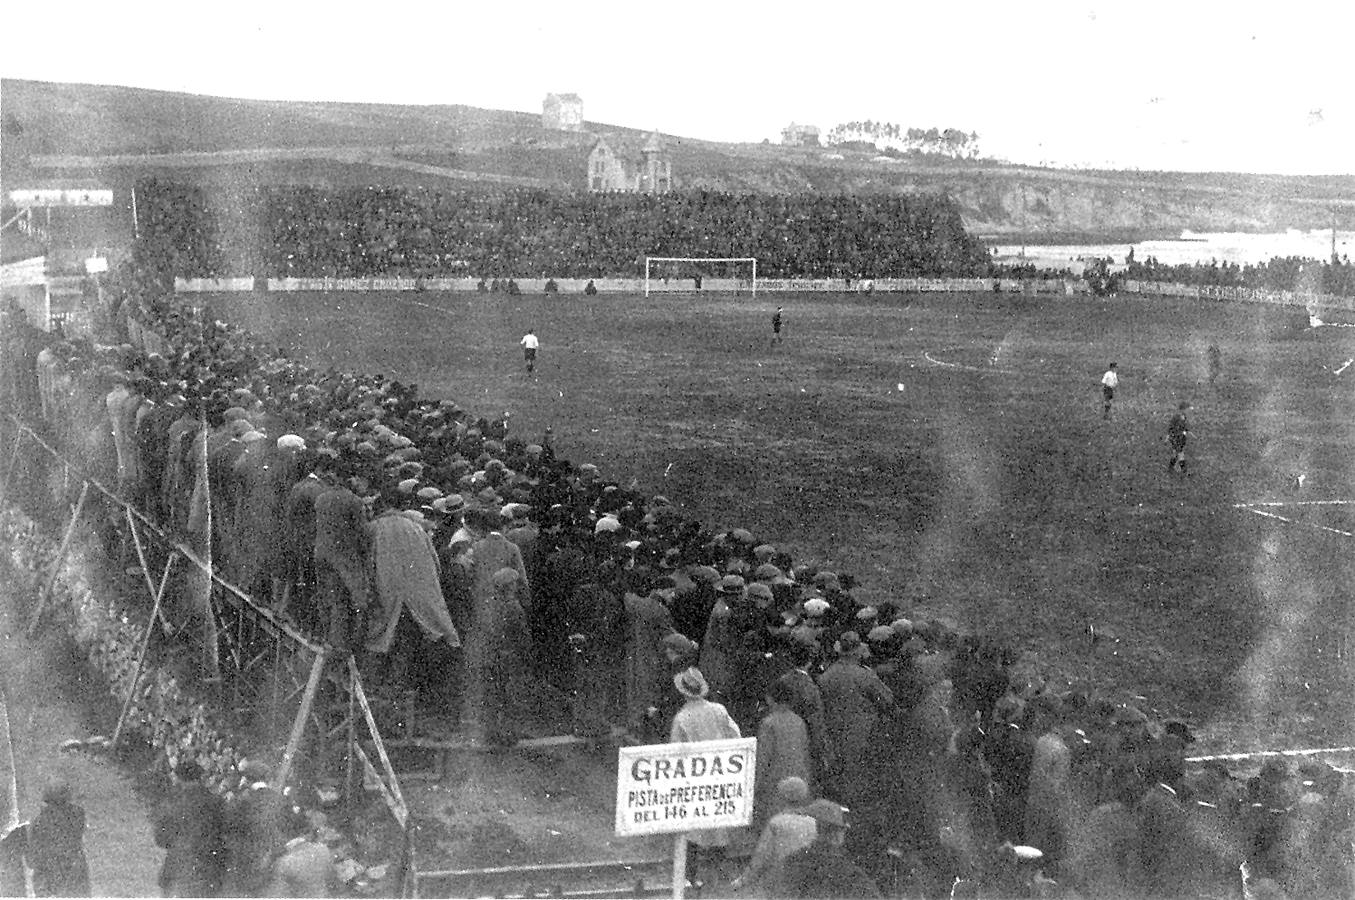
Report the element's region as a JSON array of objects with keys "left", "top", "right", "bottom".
[{"left": 5, "top": 78, "right": 1355, "bottom": 239}]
